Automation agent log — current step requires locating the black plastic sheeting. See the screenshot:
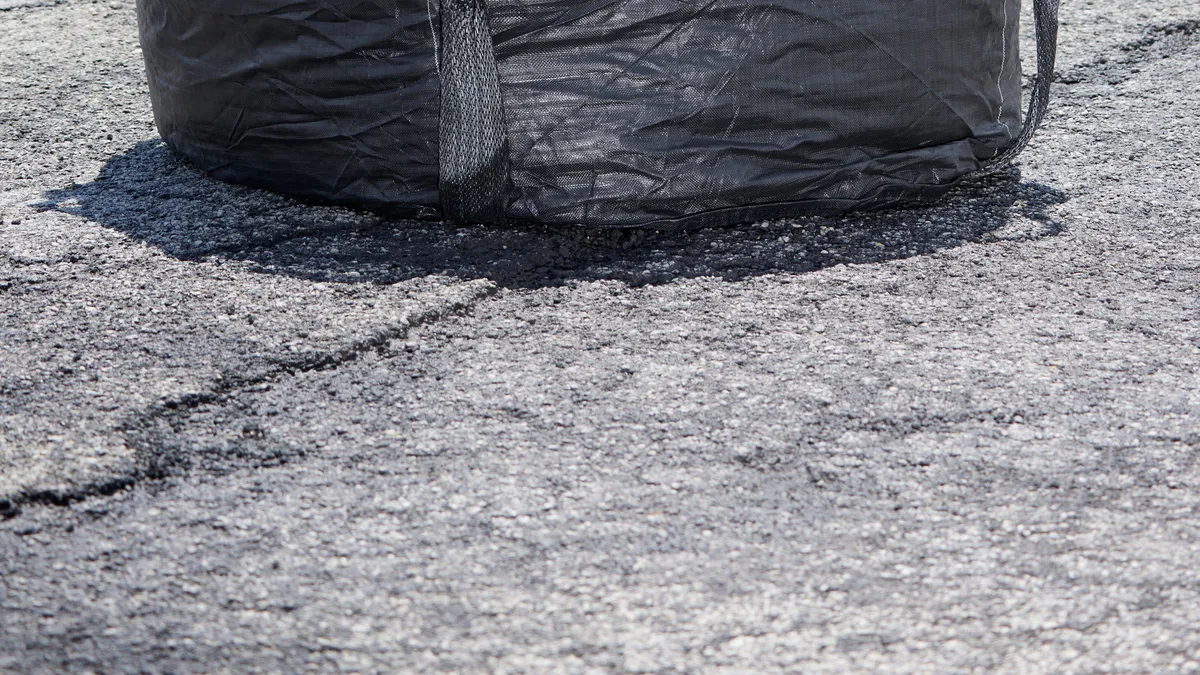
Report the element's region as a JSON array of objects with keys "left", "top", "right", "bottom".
[{"left": 136, "top": 0, "right": 1058, "bottom": 227}]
